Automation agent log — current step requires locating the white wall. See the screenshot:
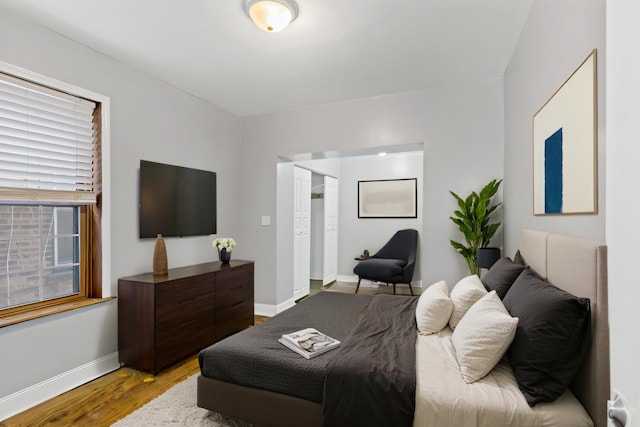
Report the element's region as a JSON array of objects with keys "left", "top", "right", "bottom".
[
  {"left": 0, "top": 13, "right": 241, "bottom": 417},
  {"left": 338, "top": 152, "right": 423, "bottom": 279},
  {"left": 606, "top": 2, "right": 640, "bottom": 423},
  {"left": 503, "top": 0, "right": 606, "bottom": 255},
  {"left": 241, "top": 78, "right": 505, "bottom": 310}
]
